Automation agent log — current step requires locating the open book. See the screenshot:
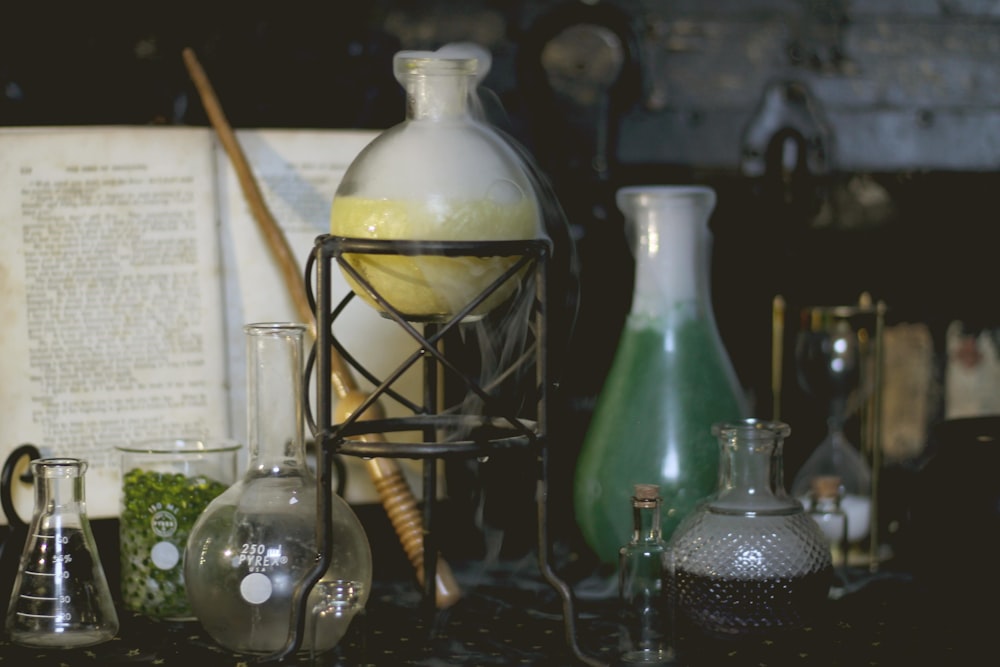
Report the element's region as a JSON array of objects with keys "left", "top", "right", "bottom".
[{"left": 0, "top": 125, "right": 425, "bottom": 520}]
